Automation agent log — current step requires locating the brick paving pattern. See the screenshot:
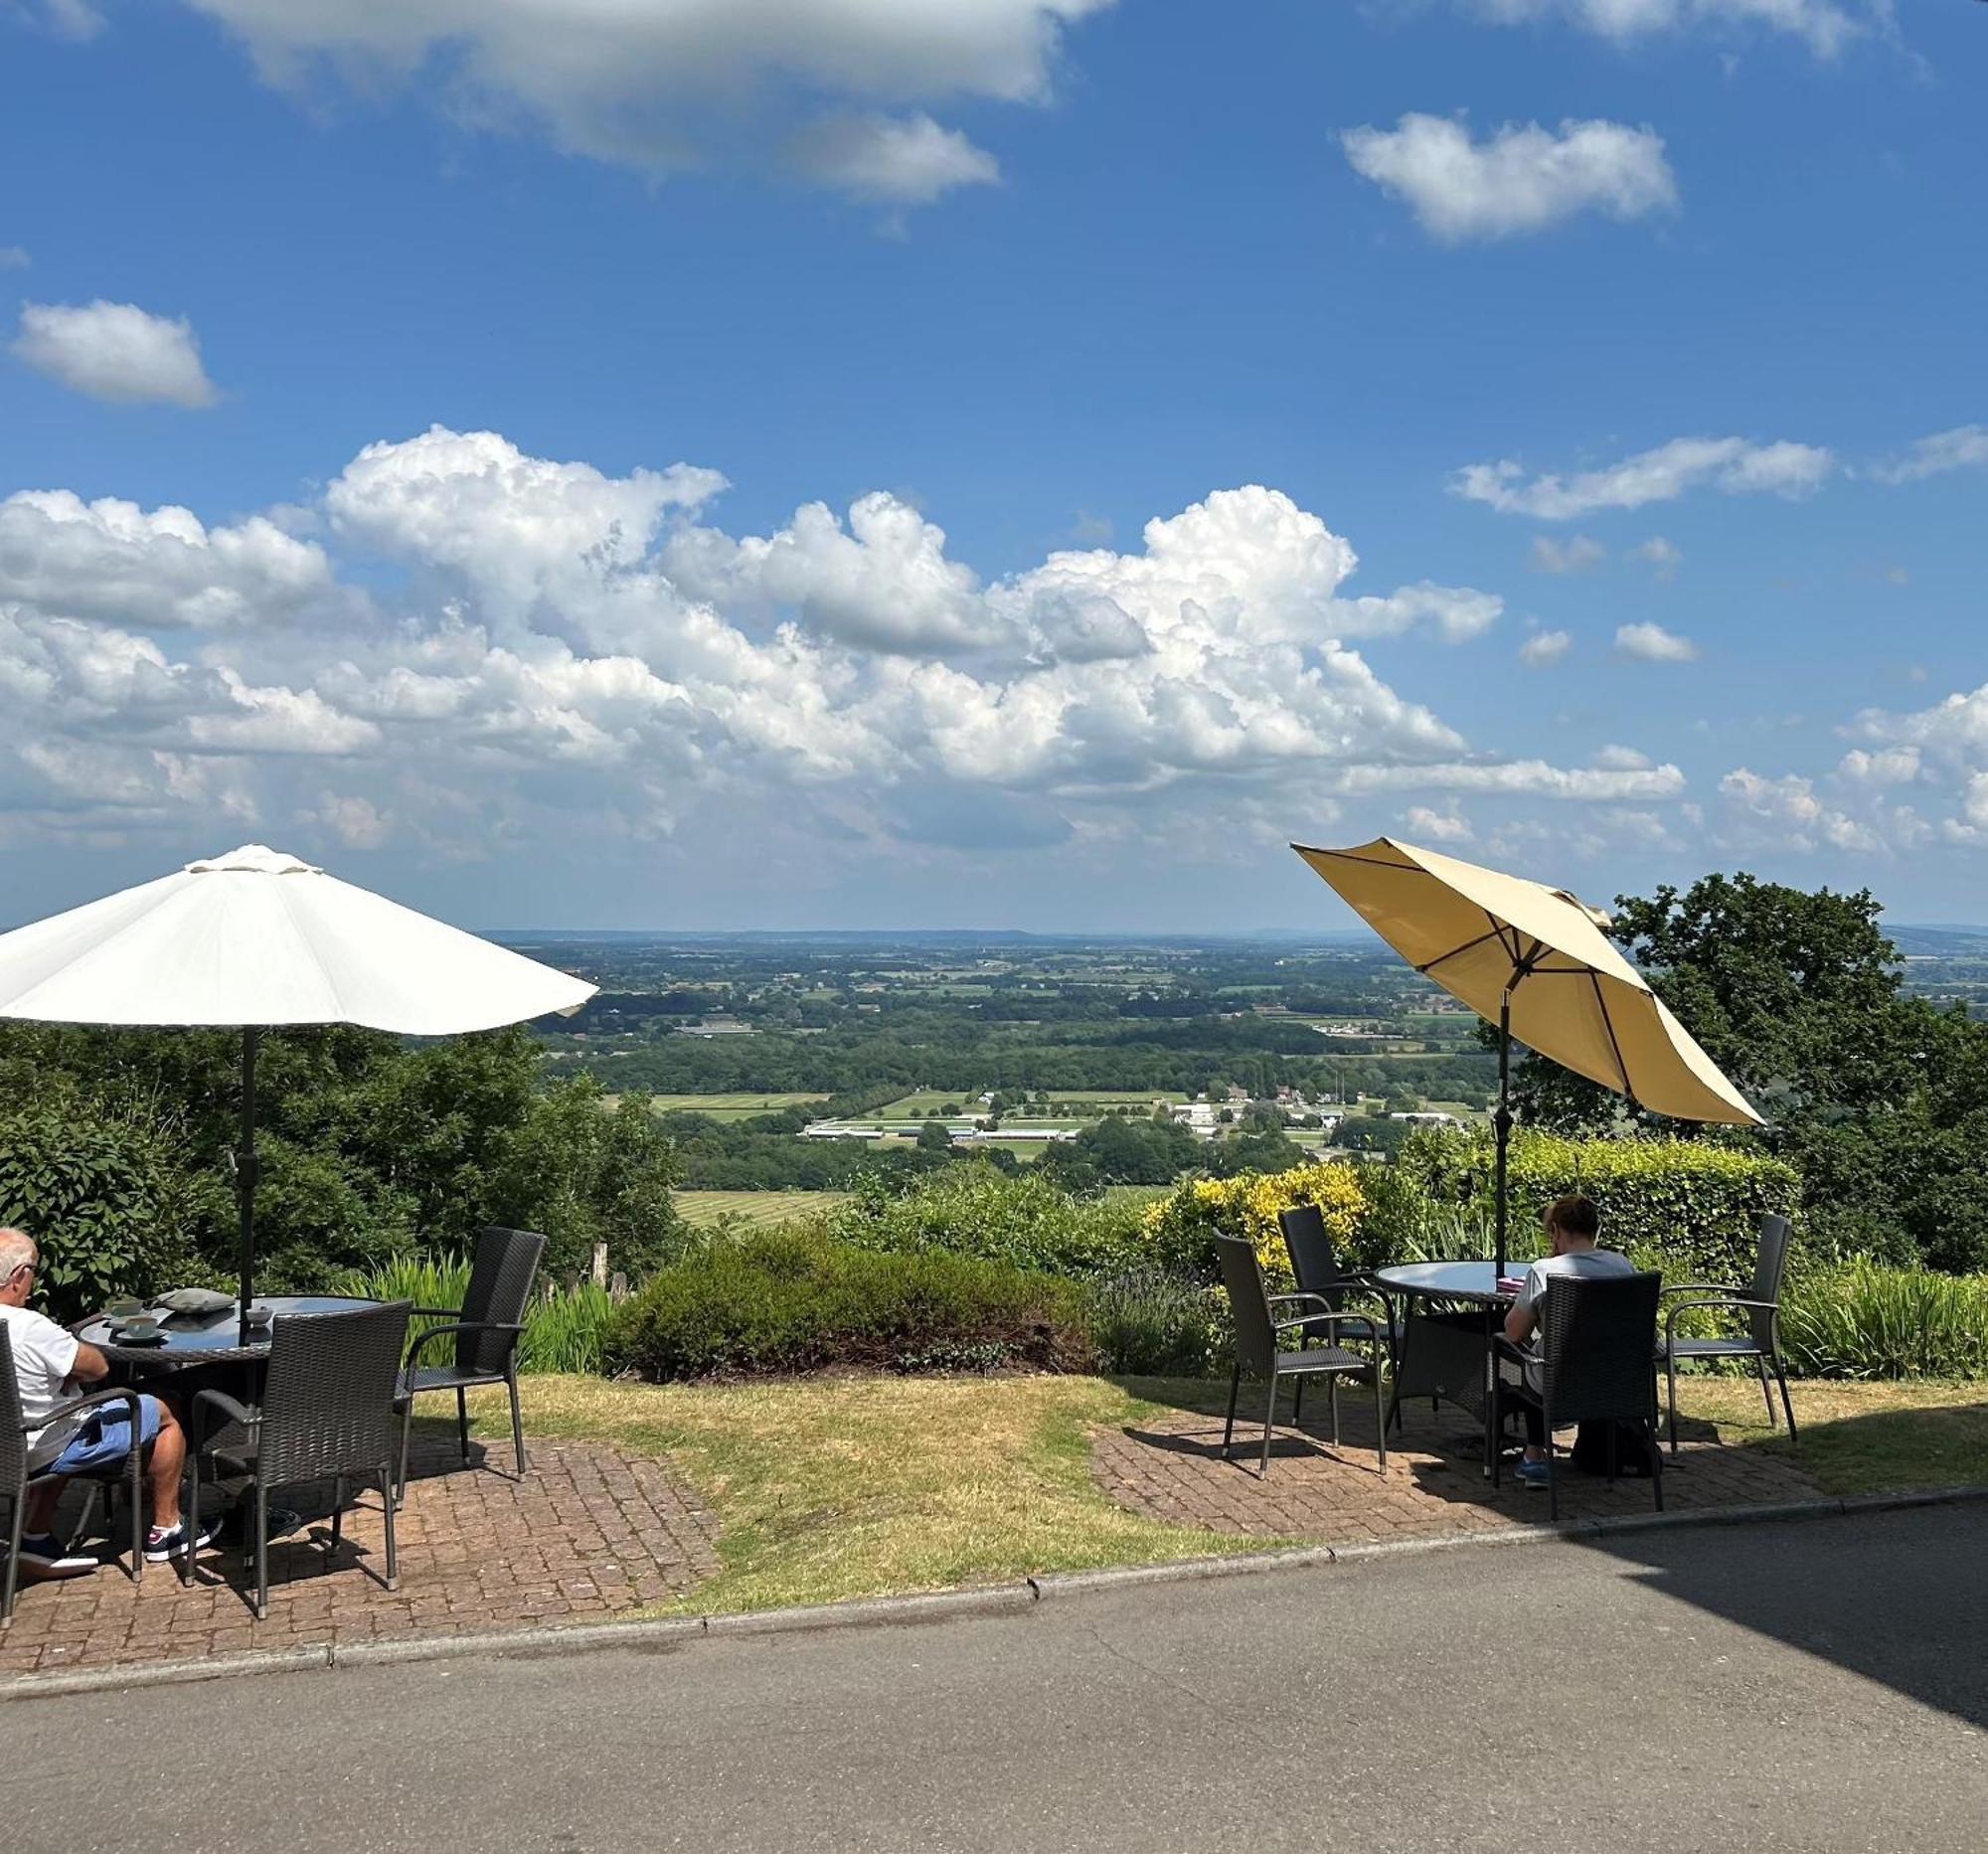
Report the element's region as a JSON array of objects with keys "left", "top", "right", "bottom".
[
  {"left": 1092, "top": 1394, "right": 1822, "bottom": 1540},
  {"left": 2, "top": 1433, "right": 720, "bottom": 1677}
]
